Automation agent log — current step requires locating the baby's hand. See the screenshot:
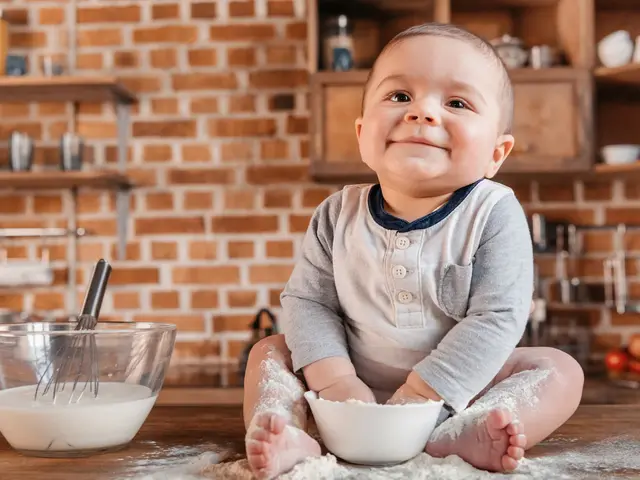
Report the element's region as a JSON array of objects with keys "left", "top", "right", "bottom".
[
  {"left": 387, "top": 371, "right": 442, "bottom": 405},
  {"left": 318, "top": 374, "right": 376, "bottom": 403}
]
